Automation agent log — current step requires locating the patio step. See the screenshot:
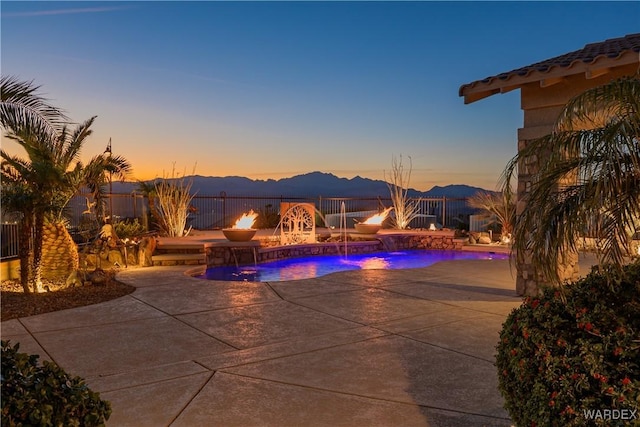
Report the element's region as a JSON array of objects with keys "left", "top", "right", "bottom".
[
  {"left": 155, "top": 243, "right": 204, "bottom": 251},
  {"left": 151, "top": 253, "right": 206, "bottom": 266},
  {"left": 152, "top": 242, "right": 206, "bottom": 266}
]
